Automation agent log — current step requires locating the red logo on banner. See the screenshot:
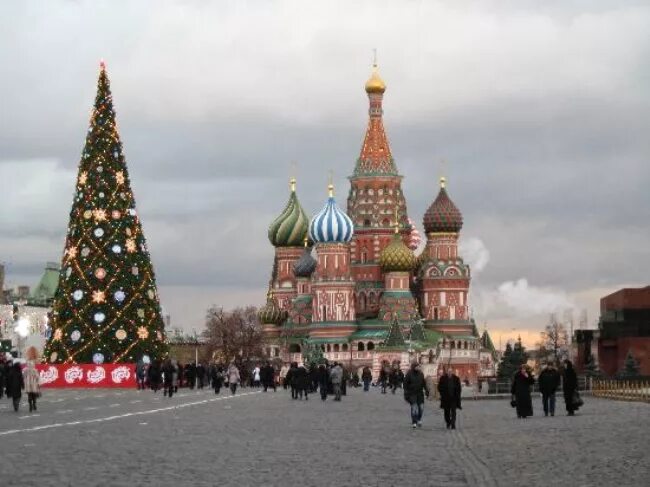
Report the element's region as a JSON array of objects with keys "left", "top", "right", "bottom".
[{"left": 35, "top": 364, "right": 136, "bottom": 388}]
